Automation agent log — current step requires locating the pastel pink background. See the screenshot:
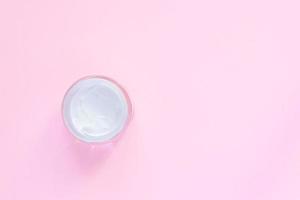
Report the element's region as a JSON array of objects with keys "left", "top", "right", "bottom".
[{"left": 1, "top": 0, "right": 300, "bottom": 199}]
